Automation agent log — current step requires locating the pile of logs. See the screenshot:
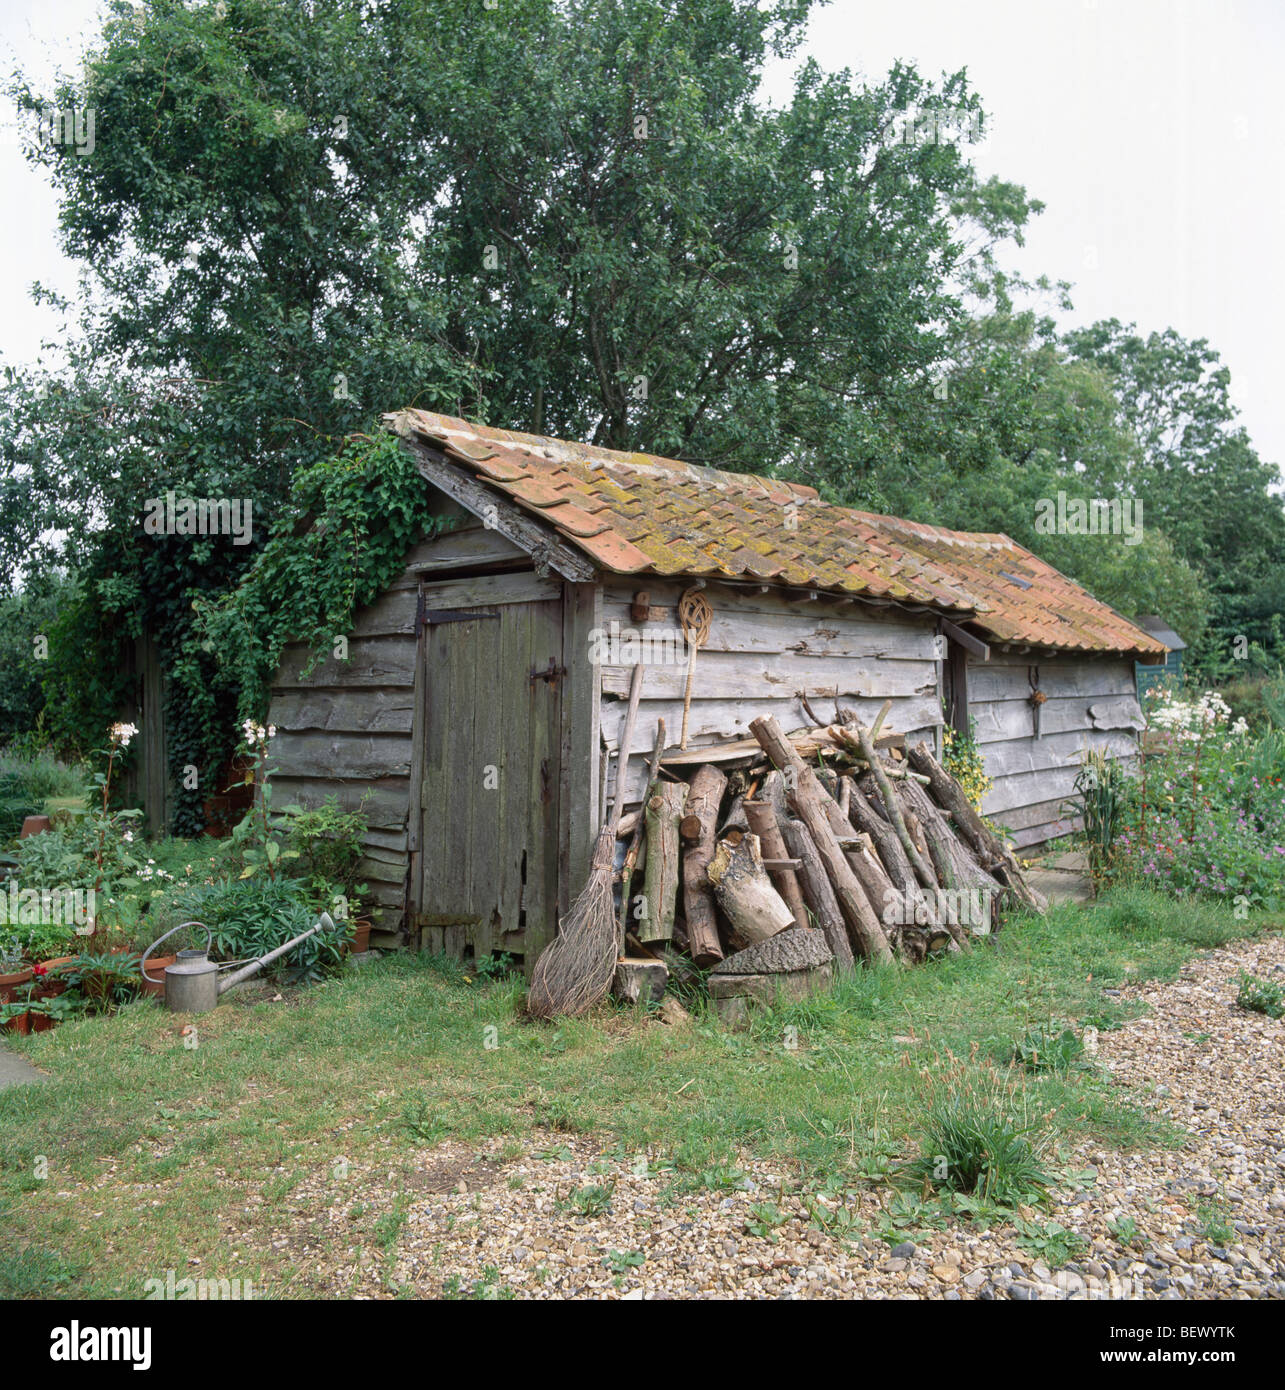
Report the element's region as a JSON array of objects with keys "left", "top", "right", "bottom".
[{"left": 613, "top": 702, "right": 1046, "bottom": 999}]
